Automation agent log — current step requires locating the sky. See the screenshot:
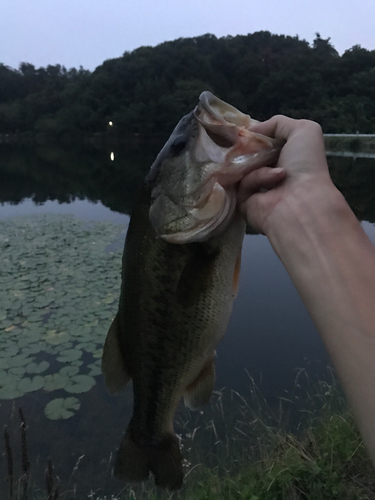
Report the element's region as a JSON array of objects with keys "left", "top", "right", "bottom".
[{"left": 1, "top": 0, "right": 375, "bottom": 71}]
